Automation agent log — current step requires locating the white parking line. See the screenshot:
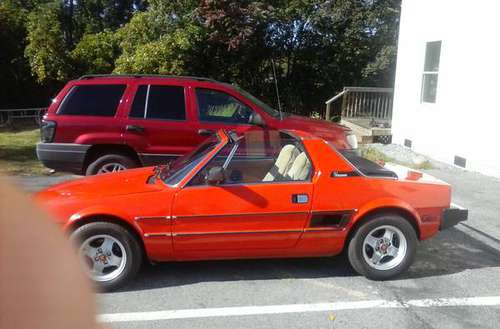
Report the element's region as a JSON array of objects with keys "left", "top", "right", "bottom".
[{"left": 98, "top": 296, "right": 500, "bottom": 323}]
